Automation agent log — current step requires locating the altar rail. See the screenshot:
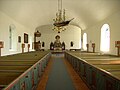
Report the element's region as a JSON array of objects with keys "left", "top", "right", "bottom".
[
  {"left": 65, "top": 51, "right": 120, "bottom": 90},
  {"left": 0, "top": 51, "right": 51, "bottom": 90}
]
